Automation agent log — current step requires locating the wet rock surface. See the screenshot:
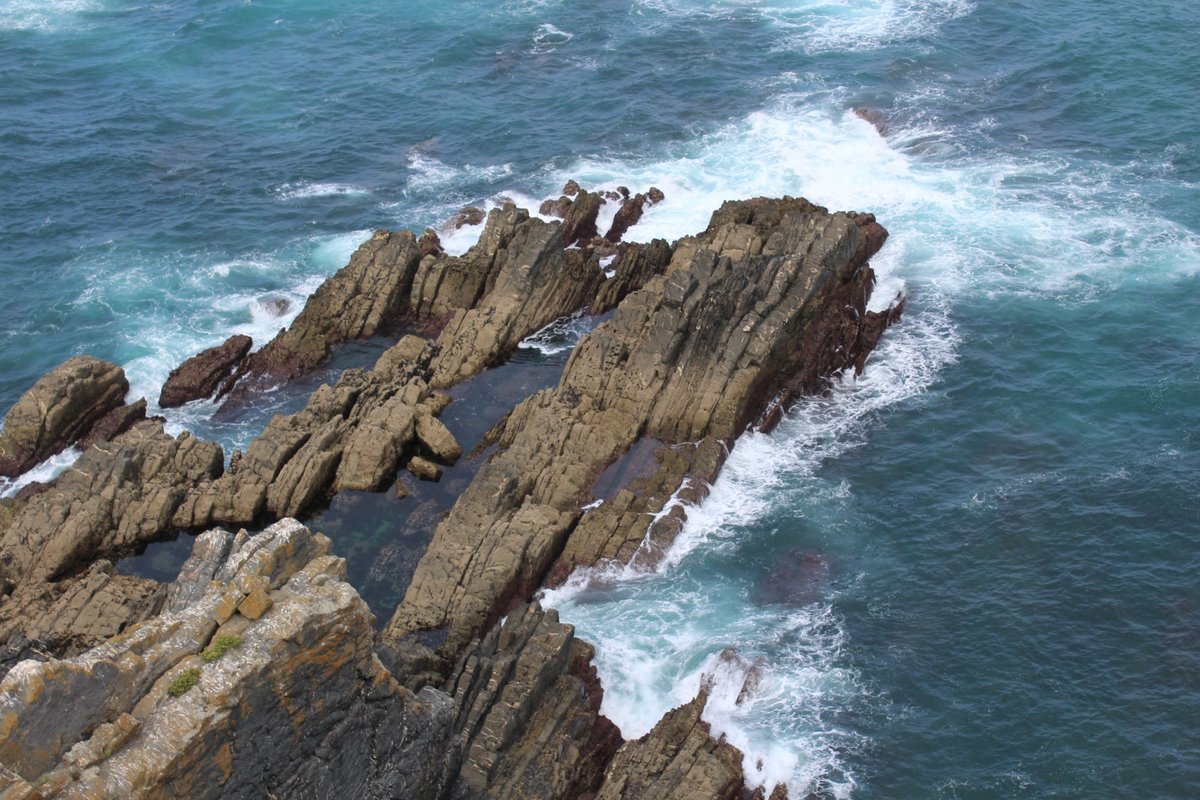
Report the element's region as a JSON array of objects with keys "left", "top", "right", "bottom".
[
  {"left": 0, "top": 191, "right": 900, "bottom": 800},
  {"left": 0, "top": 356, "right": 129, "bottom": 479},
  {"left": 158, "top": 334, "right": 252, "bottom": 408},
  {"left": 383, "top": 196, "right": 896, "bottom": 659}
]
